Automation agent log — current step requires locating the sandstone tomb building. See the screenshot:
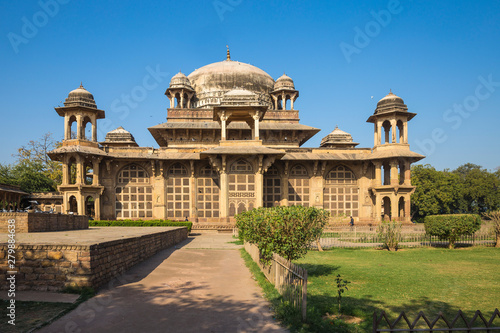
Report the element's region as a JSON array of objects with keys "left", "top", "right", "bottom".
[{"left": 48, "top": 51, "right": 424, "bottom": 226}]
